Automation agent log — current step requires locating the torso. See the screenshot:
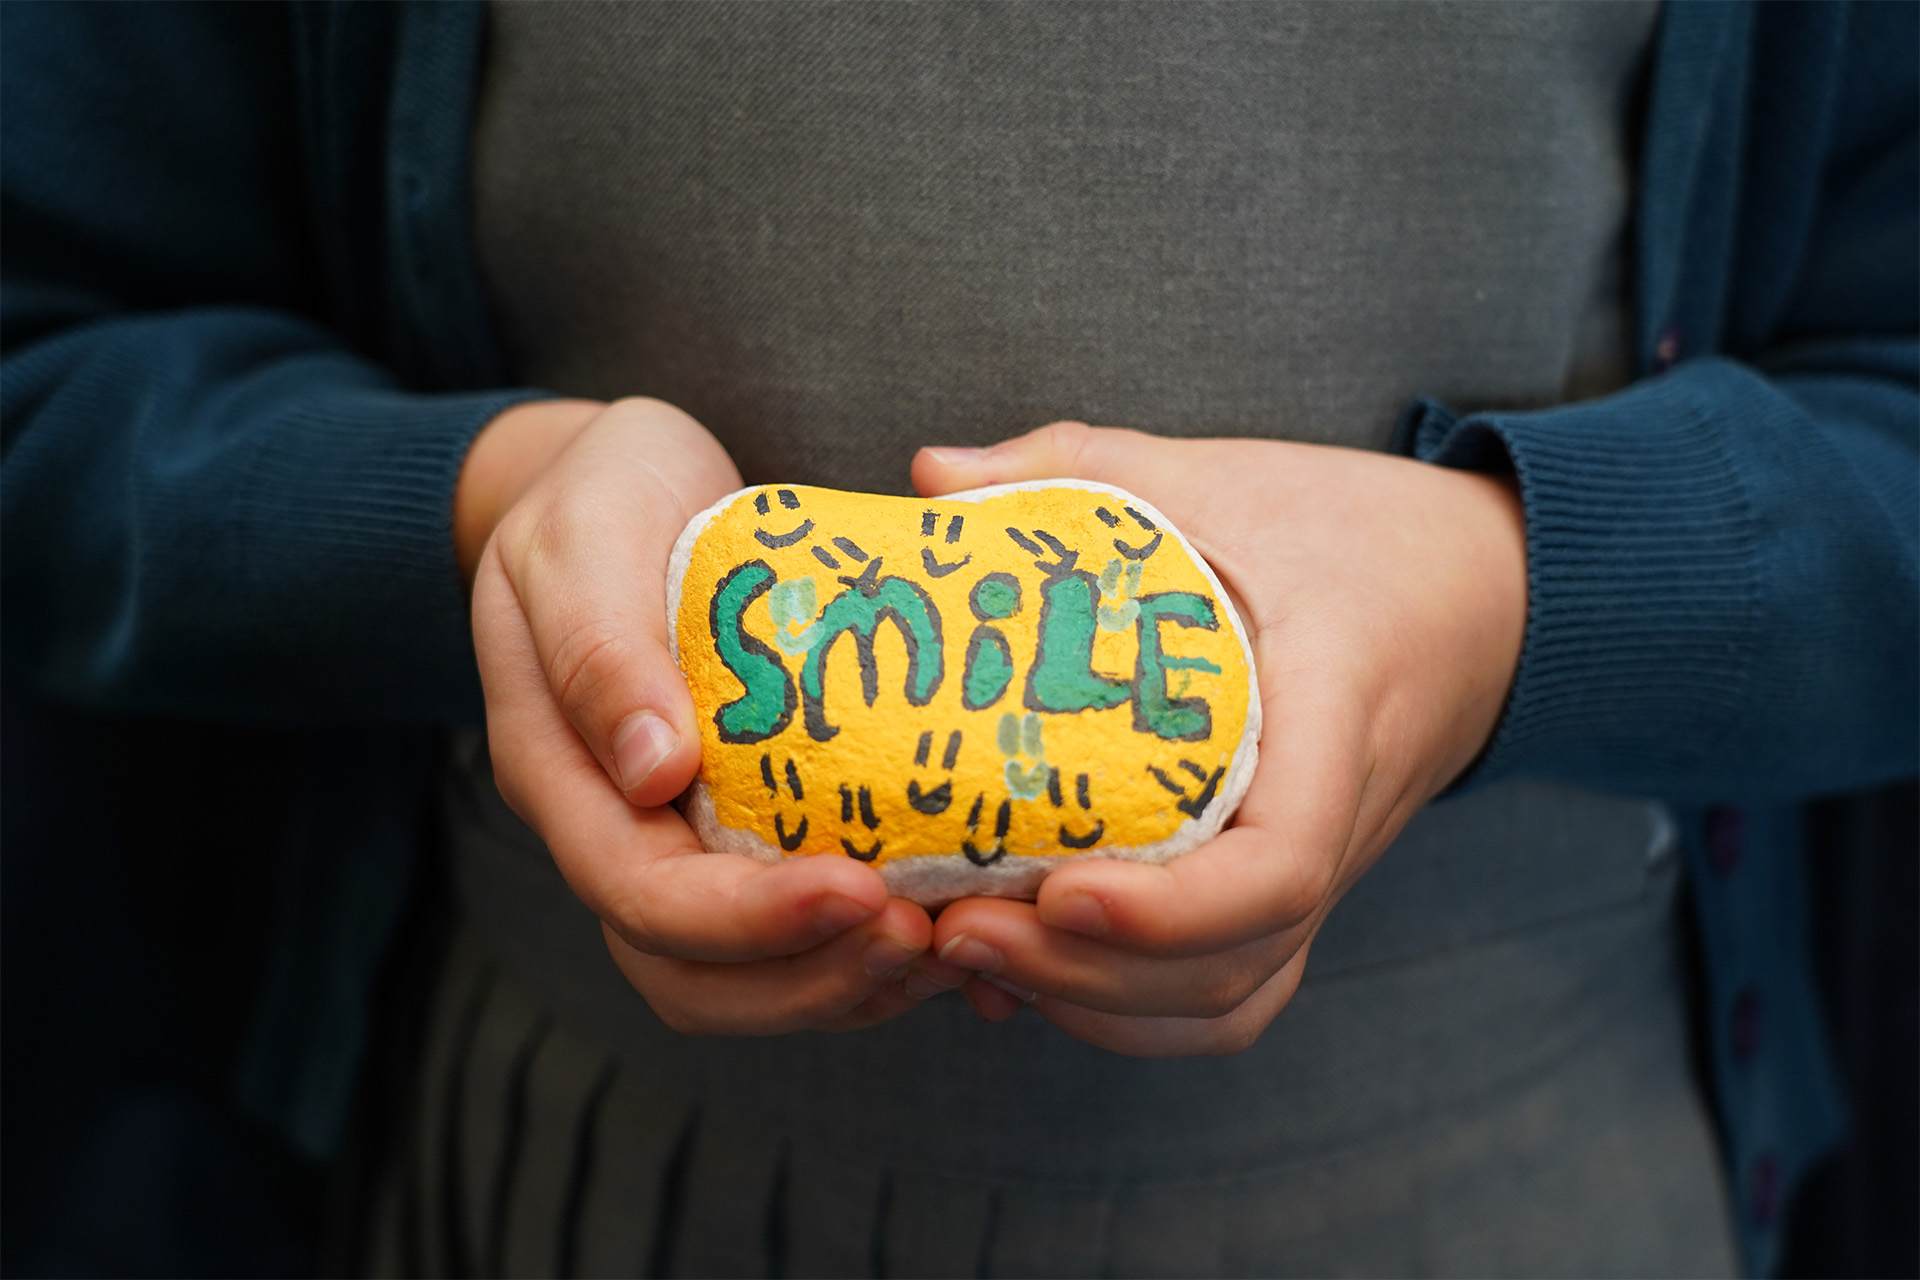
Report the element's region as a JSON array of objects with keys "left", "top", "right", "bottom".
[{"left": 381, "top": 6, "right": 1740, "bottom": 1273}]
